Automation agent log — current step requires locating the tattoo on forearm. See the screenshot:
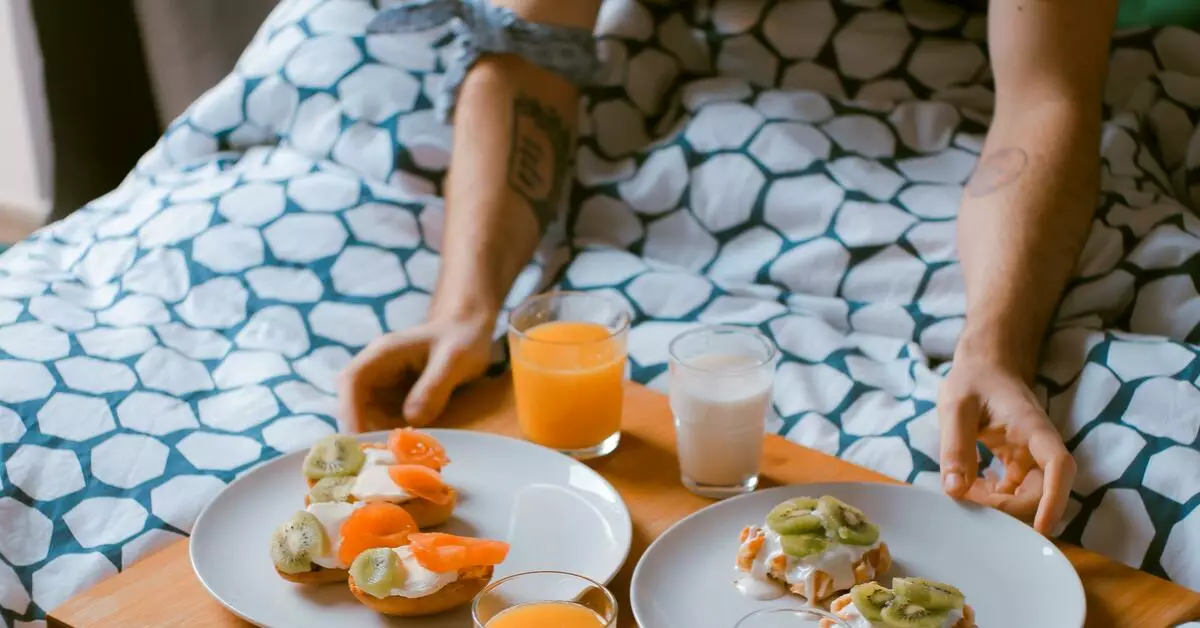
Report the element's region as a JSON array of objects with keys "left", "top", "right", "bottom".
[
  {"left": 966, "top": 147, "right": 1029, "bottom": 198},
  {"left": 507, "top": 94, "right": 571, "bottom": 232}
]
